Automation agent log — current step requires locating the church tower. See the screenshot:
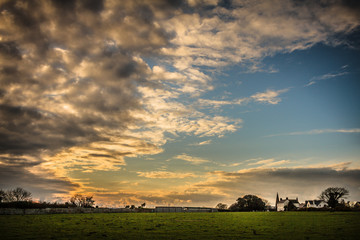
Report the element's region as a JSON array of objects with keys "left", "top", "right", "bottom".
[{"left": 276, "top": 192, "right": 279, "bottom": 211}]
